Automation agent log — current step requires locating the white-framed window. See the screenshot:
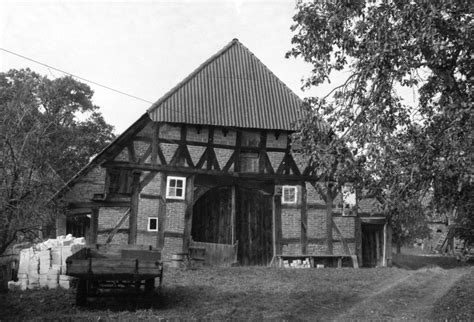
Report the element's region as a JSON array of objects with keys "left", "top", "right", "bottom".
[
  {"left": 147, "top": 217, "right": 158, "bottom": 231},
  {"left": 282, "top": 185, "right": 297, "bottom": 204},
  {"left": 166, "top": 176, "right": 186, "bottom": 200}
]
